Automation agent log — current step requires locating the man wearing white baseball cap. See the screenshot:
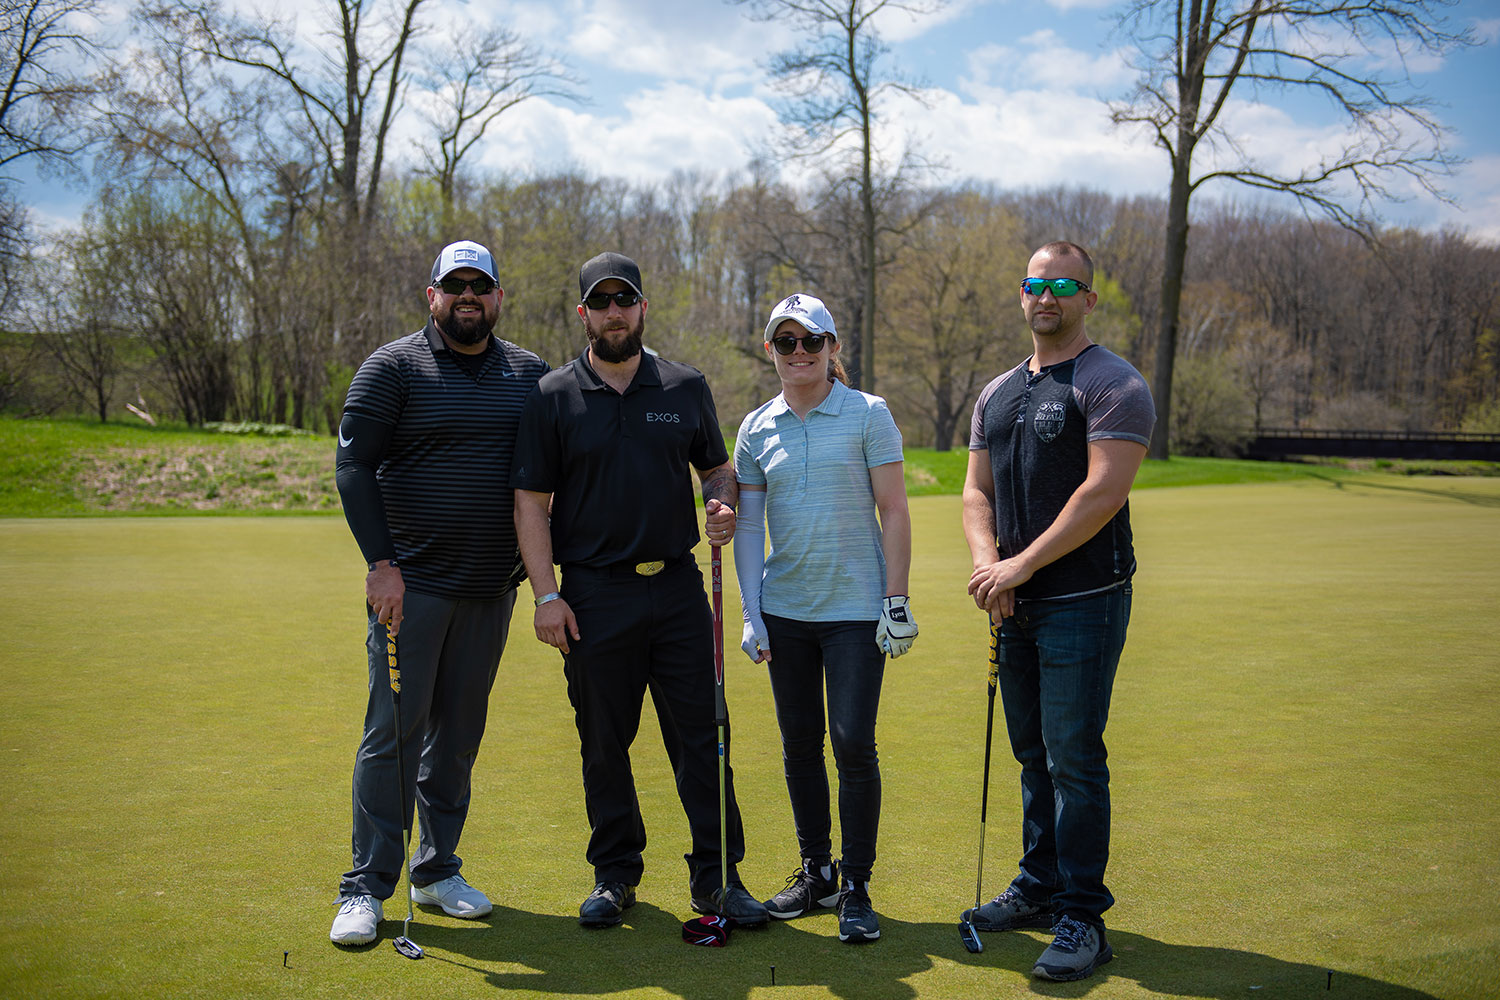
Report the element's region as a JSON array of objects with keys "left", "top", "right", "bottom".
[{"left": 329, "top": 239, "right": 549, "bottom": 946}]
